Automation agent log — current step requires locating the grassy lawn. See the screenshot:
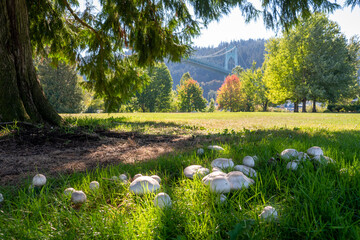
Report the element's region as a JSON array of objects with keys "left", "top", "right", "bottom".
[{"left": 1, "top": 112, "right": 360, "bottom": 239}]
